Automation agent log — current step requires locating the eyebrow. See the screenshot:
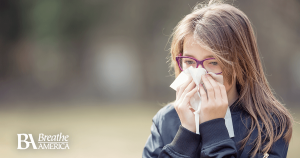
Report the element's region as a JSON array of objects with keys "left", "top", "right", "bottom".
[{"left": 183, "top": 53, "right": 214, "bottom": 59}]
